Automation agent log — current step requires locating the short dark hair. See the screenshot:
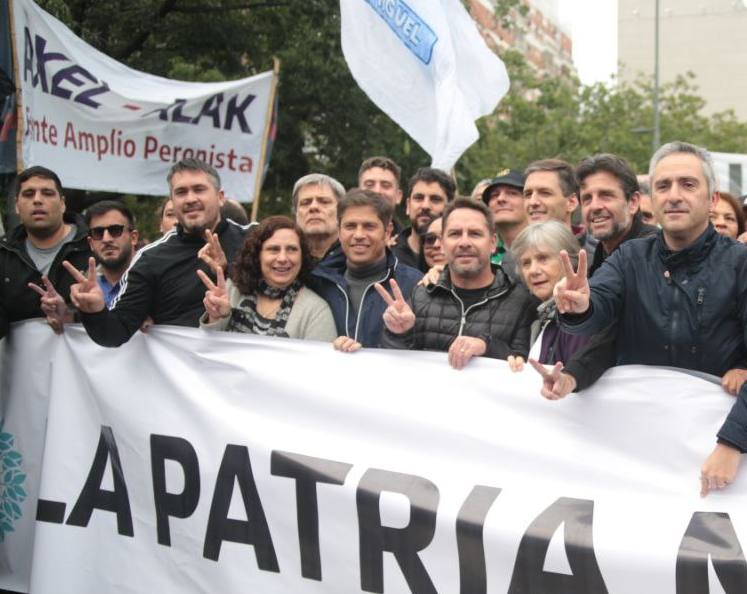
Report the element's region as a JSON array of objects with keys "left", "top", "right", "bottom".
[
  {"left": 525, "top": 159, "right": 579, "bottom": 198},
  {"left": 167, "top": 158, "right": 221, "bottom": 191},
  {"left": 231, "top": 216, "right": 313, "bottom": 295},
  {"left": 358, "top": 156, "right": 401, "bottom": 187},
  {"left": 15, "top": 166, "right": 63, "bottom": 198},
  {"left": 337, "top": 188, "right": 394, "bottom": 228},
  {"left": 407, "top": 167, "right": 456, "bottom": 202},
  {"left": 576, "top": 154, "right": 640, "bottom": 201},
  {"left": 442, "top": 196, "right": 495, "bottom": 234},
  {"left": 220, "top": 199, "right": 249, "bottom": 226},
  {"left": 84, "top": 200, "right": 136, "bottom": 229}
]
